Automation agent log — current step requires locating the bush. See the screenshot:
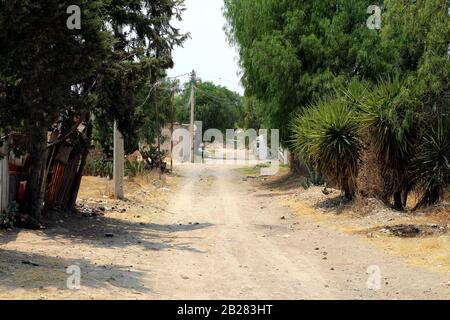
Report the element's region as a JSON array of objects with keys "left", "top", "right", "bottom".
[
  {"left": 84, "top": 157, "right": 113, "bottom": 178},
  {"left": 411, "top": 116, "right": 450, "bottom": 209},
  {"left": 125, "top": 160, "right": 150, "bottom": 177},
  {"left": 358, "top": 77, "right": 421, "bottom": 210},
  {"left": 0, "top": 201, "right": 18, "bottom": 228},
  {"left": 291, "top": 99, "right": 362, "bottom": 199}
]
